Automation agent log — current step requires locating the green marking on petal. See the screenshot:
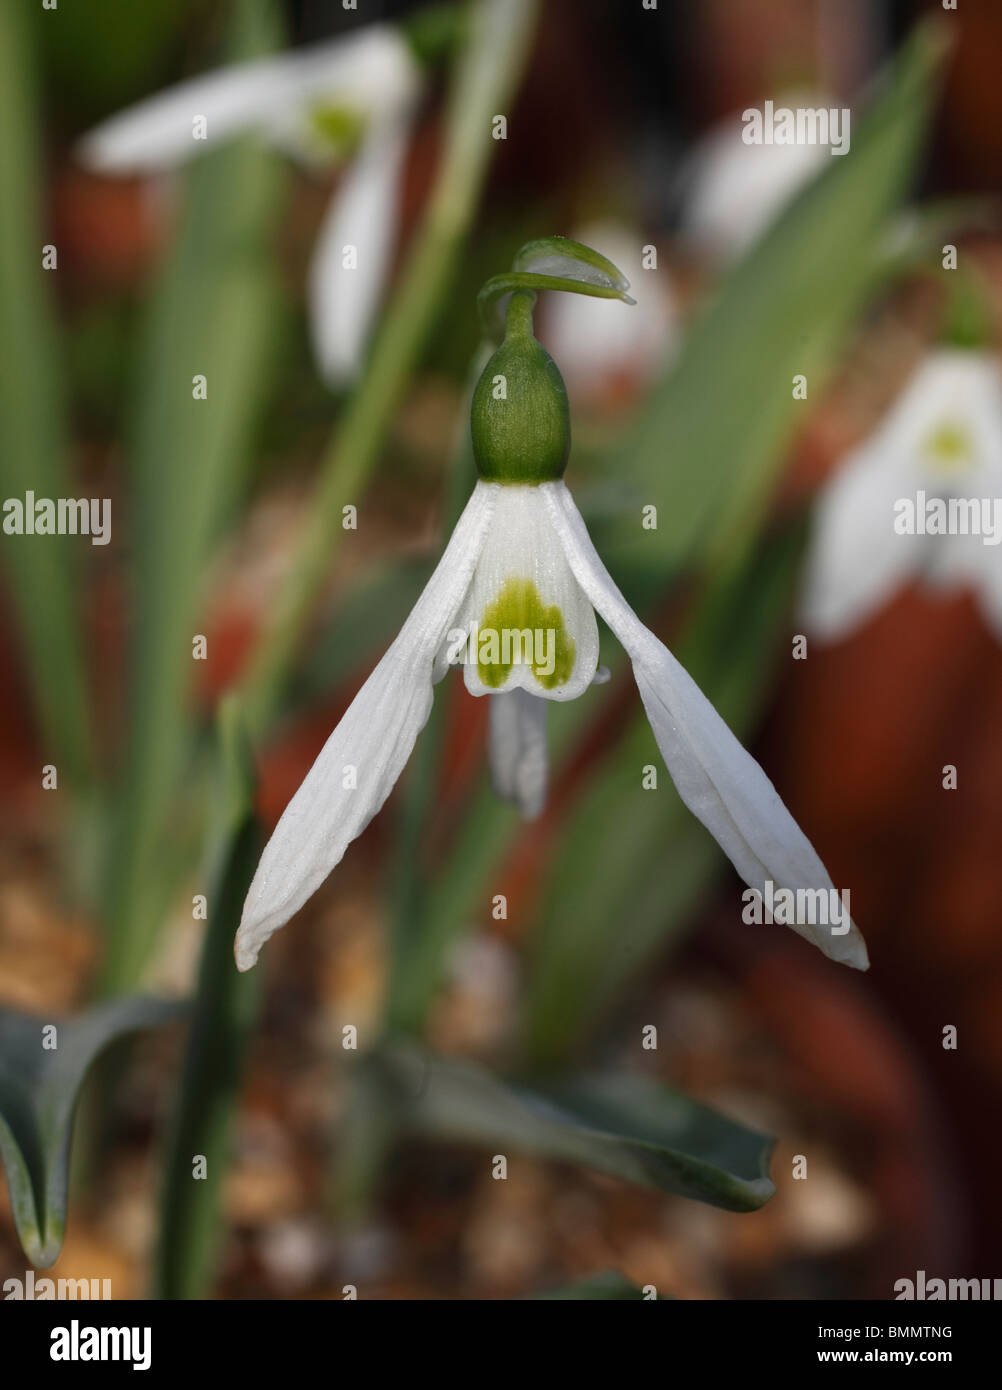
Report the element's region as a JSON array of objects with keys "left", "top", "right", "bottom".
[
  {"left": 925, "top": 420, "right": 973, "bottom": 473},
  {"left": 305, "top": 102, "right": 366, "bottom": 159},
  {"left": 477, "top": 577, "right": 575, "bottom": 691}
]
